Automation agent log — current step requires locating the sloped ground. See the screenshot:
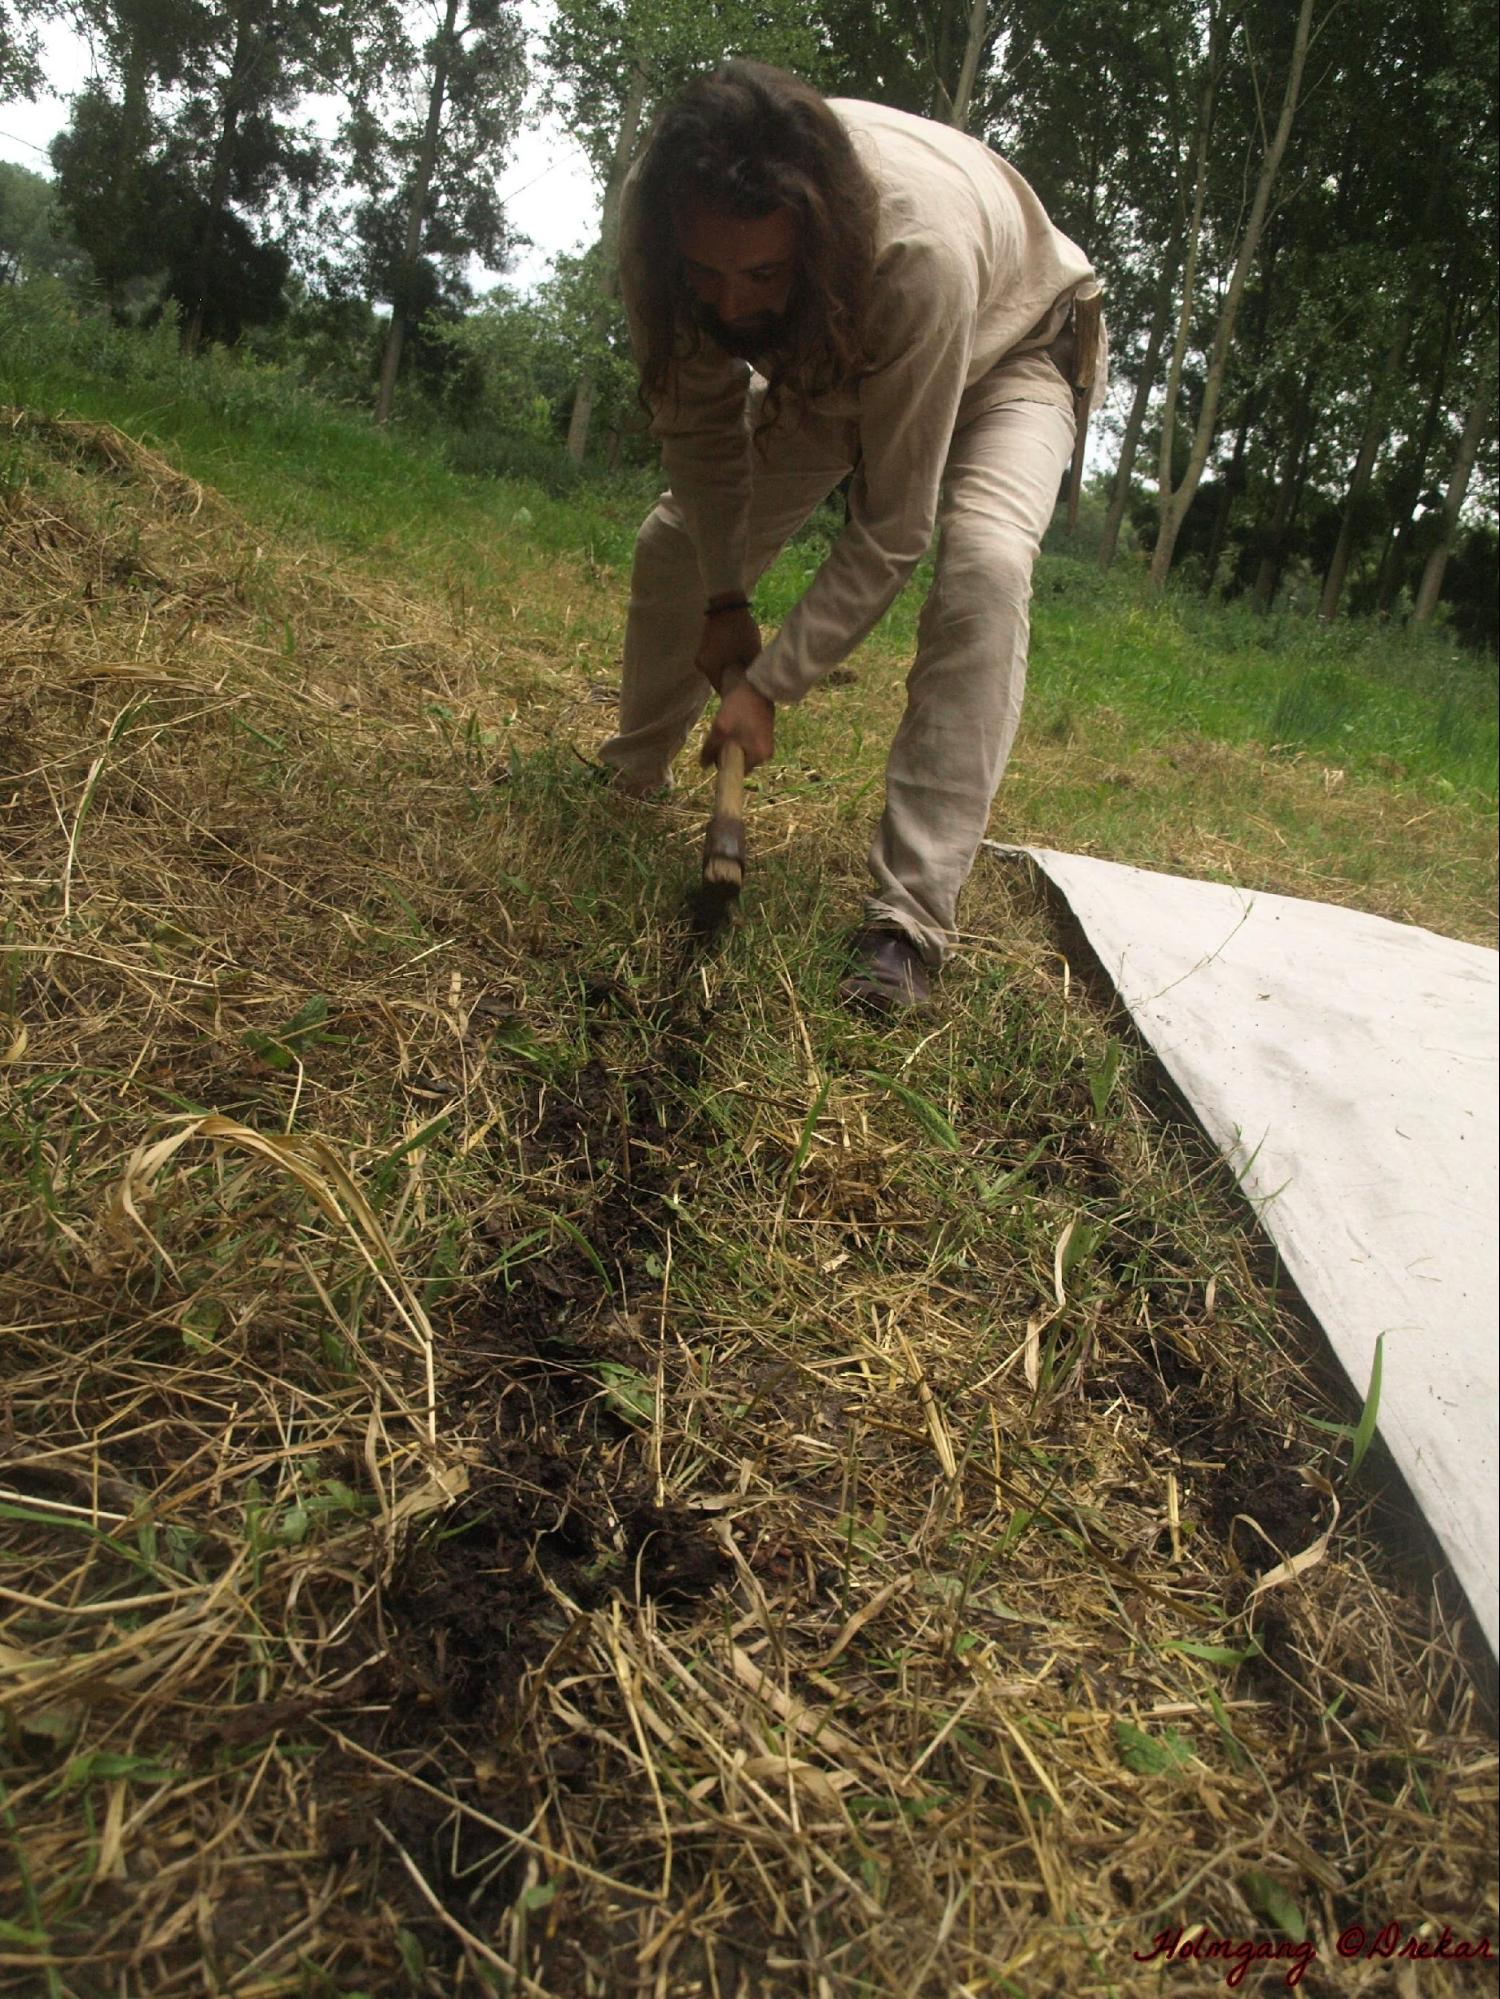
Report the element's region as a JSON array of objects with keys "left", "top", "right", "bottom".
[{"left": 1, "top": 410, "right": 1495, "bottom": 1997}]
